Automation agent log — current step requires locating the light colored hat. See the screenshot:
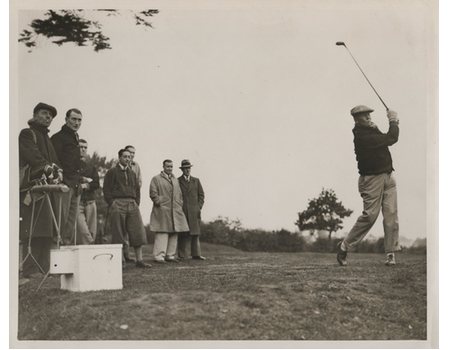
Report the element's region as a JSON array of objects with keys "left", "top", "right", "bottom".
[
  {"left": 179, "top": 159, "right": 193, "bottom": 169},
  {"left": 350, "top": 105, "right": 374, "bottom": 116}
]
